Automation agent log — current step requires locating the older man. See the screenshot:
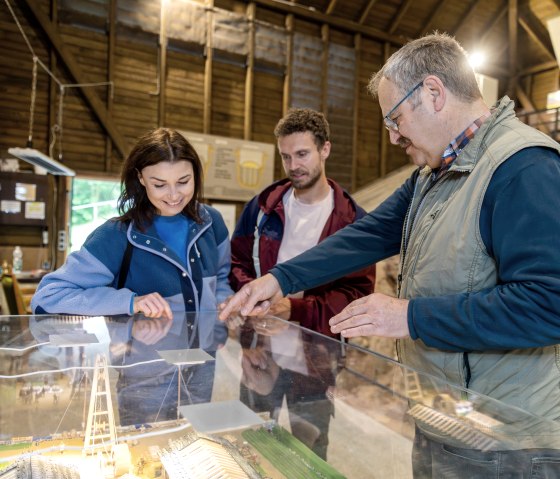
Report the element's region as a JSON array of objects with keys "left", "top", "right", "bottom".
[{"left": 221, "top": 33, "right": 560, "bottom": 477}]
